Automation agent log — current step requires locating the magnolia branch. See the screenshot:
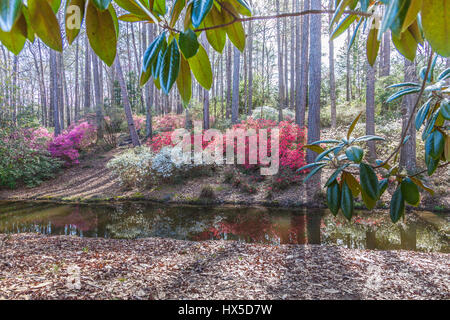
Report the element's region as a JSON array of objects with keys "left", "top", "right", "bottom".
[
  {"left": 374, "top": 48, "right": 435, "bottom": 169},
  {"left": 160, "top": 9, "right": 373, "bottom": 34}
]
